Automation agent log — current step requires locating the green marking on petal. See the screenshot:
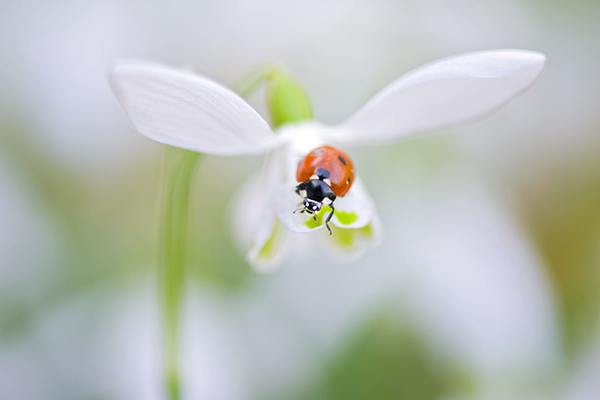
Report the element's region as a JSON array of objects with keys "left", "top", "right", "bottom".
[
  {"left": 332, "top": 223, "right": 375, "bottom": 249},
  {"left": 332, "top": 225, "right": 354, "bottom": 248},
  {"left": 359, "top": 223, "right": 373, "bottom": 238},
  {"left": 335, "top": 211, "right": 358, "bottom": 225},
  {"left": 258, "top": 221, "right": 281, "bottom": 260}
]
